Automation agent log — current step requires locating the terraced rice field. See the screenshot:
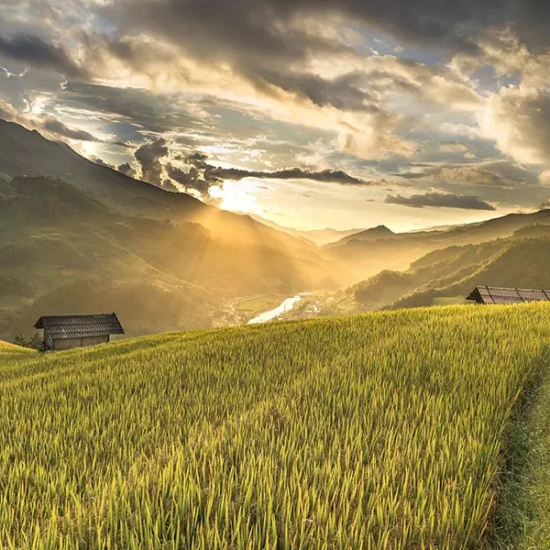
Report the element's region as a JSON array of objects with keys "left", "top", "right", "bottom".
[{"left": 1, "top": 304, "right": 549, "bottom": 549}]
